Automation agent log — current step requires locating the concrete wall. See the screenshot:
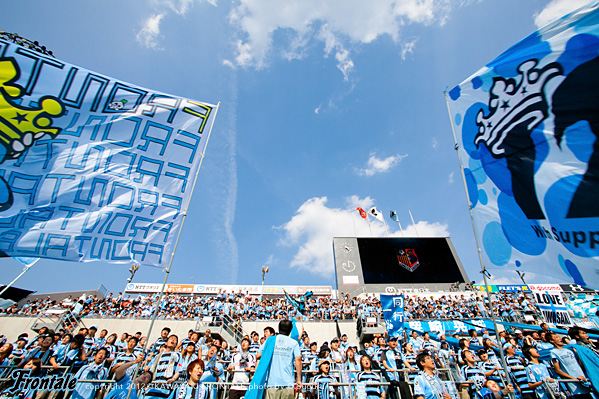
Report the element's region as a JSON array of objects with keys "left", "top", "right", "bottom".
[{"left": 0, "top": 317, "right": 362, "bottom": 346}]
